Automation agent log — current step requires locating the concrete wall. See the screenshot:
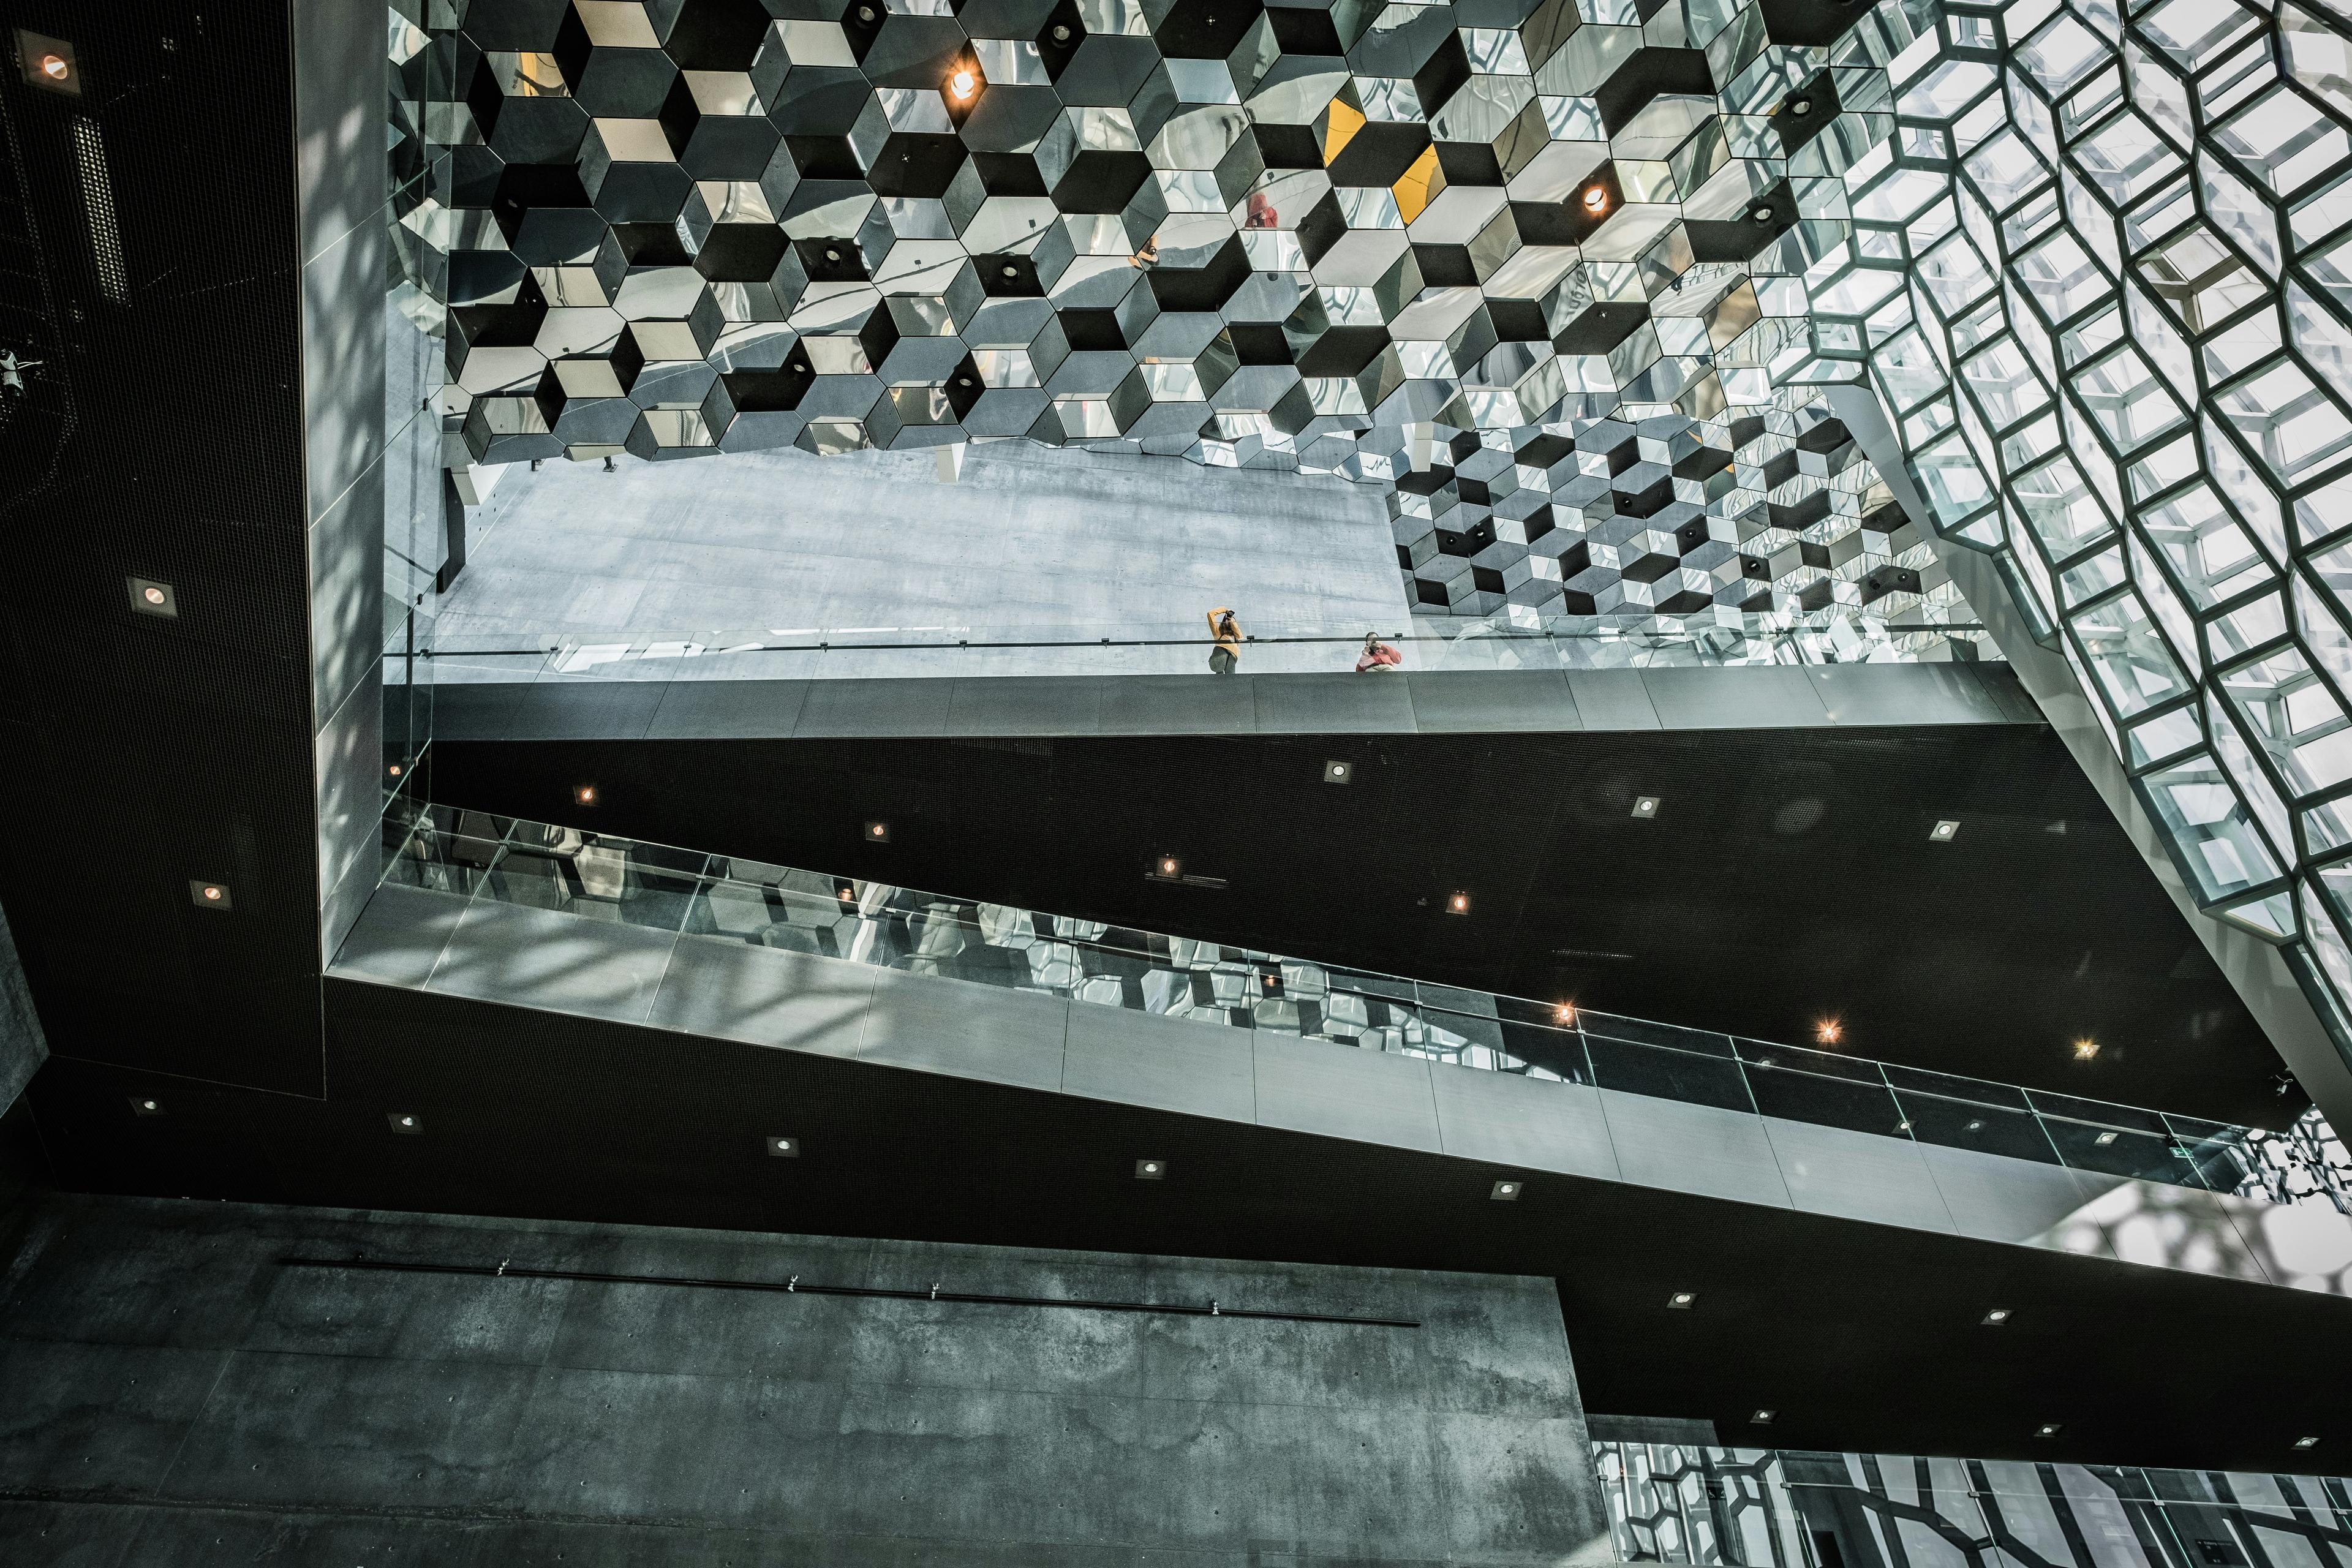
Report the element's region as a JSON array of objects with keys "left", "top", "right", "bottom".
[
  {"left": 0, "top": 904, "right": 43, "bottom": 1115},
  {"left": 0, "top": 1194, "right": 1611, "bottom": 1566}
]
